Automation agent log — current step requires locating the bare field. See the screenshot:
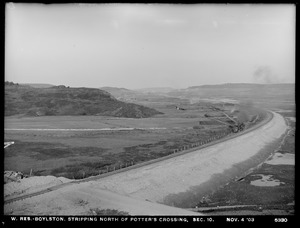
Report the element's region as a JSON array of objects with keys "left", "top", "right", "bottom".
[
  {"left": 5, "top": 104, "right": 233, "bottom": 179},
  {"left": 4, "top": 111, "right": 287, "bottom": 216}
]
